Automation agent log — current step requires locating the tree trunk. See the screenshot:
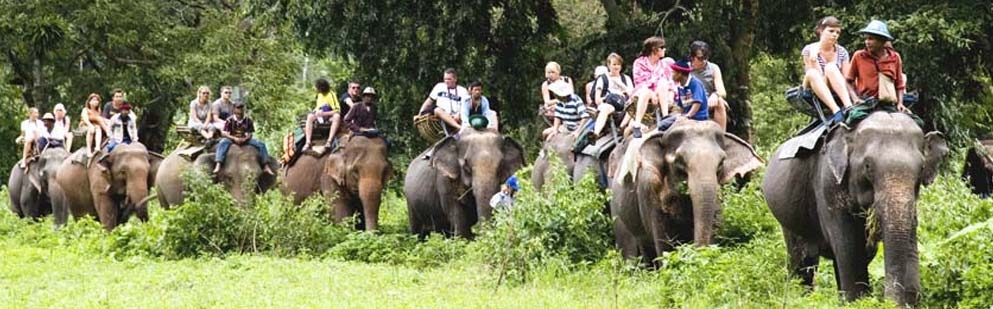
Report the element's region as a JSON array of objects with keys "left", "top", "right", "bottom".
[
  {"left": 138, "top": 95, "right": 172, "bottom": 154},
  {"left": 726, "top": 0, "right": 758, "bottom": 142}
]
